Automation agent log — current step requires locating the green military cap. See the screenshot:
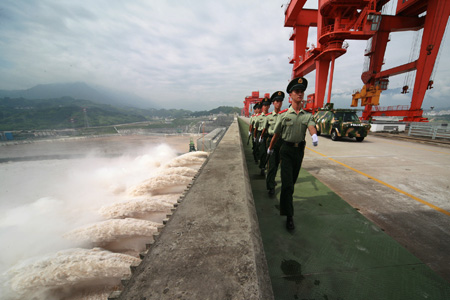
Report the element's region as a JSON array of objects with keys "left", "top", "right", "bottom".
[
  {"left": 270, "top": 91, "right": 285, "bottom": 102},
  {"left": 254, "top": 102, "right": 262, "bottom": 109},
  {"left": 286, "top": 77, "right": 308, "bottom": 93},
  {"left": 261, "top": 97, "right": 271, "bottom": 106}
]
